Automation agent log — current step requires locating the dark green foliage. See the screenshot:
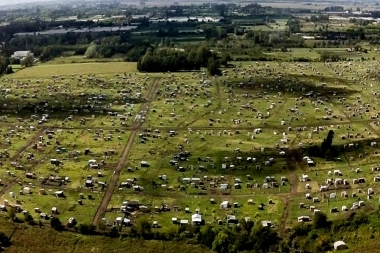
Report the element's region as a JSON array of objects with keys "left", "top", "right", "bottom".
[
  {"left": 131, "top": 218, "right": 152, "bottom": 239},
  {"left": 109, "top": 226, "right": 120, "bottom": 238},
  {"left": 77, "top": 223, "right": 96, "bottom": 235},
  {"left": 0, "top": 232, "right": 11, "bottom": 247},
  {"left": 207, "top": 57, "right": 221, "bottom": 76},
  {"left": 7, "top": 208, "right": 16, "bottom": 221},
  {"left": 212, "top": 229, "right": 237, "bottom": 253},
  {"left": 0, "top": 57, "right": 10, "bottom": 75},
  {"left": 50, "top": 217, "right": 62, "bottom": 231},
  {"left": 24, "top": 213, "right": 35, "bottom": 226},
  {"left": 312, "top": 212, "right": 331, "bottom": 230},
  {"left": 197, "top": 225, "right": 216, "bottom": 248},
  {"left": 320, "top": 52, "right": 342, "bottom": 62},
  {"left": 137, "top": 45, "right": 224, "bottom": 73},
  {"left": 287, "top": 18, "right": 301, "bottom": 33},
  {"left": 20, "top": 55, "right": 34, "bottom": 67},
  {"left": 219, "top": 52, "right": 231, "bottom": 67},
  {"left": 205, "top": 27, "right": 228, "bottom": 40},
  {"left": 5, "top": 66, "right": 13, "bottom": 74},
  {"left": 9, "top": 58, "right": 20, "bottom": 65}
]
